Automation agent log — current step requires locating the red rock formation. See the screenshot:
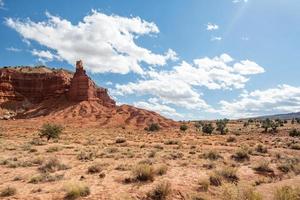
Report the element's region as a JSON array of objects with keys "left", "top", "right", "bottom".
[
  {"left": 0, "top": 66, "right": 72, "bottom": 103},
  {"left": 67, "top": 60, "right": 116, "bottom": 107}
]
